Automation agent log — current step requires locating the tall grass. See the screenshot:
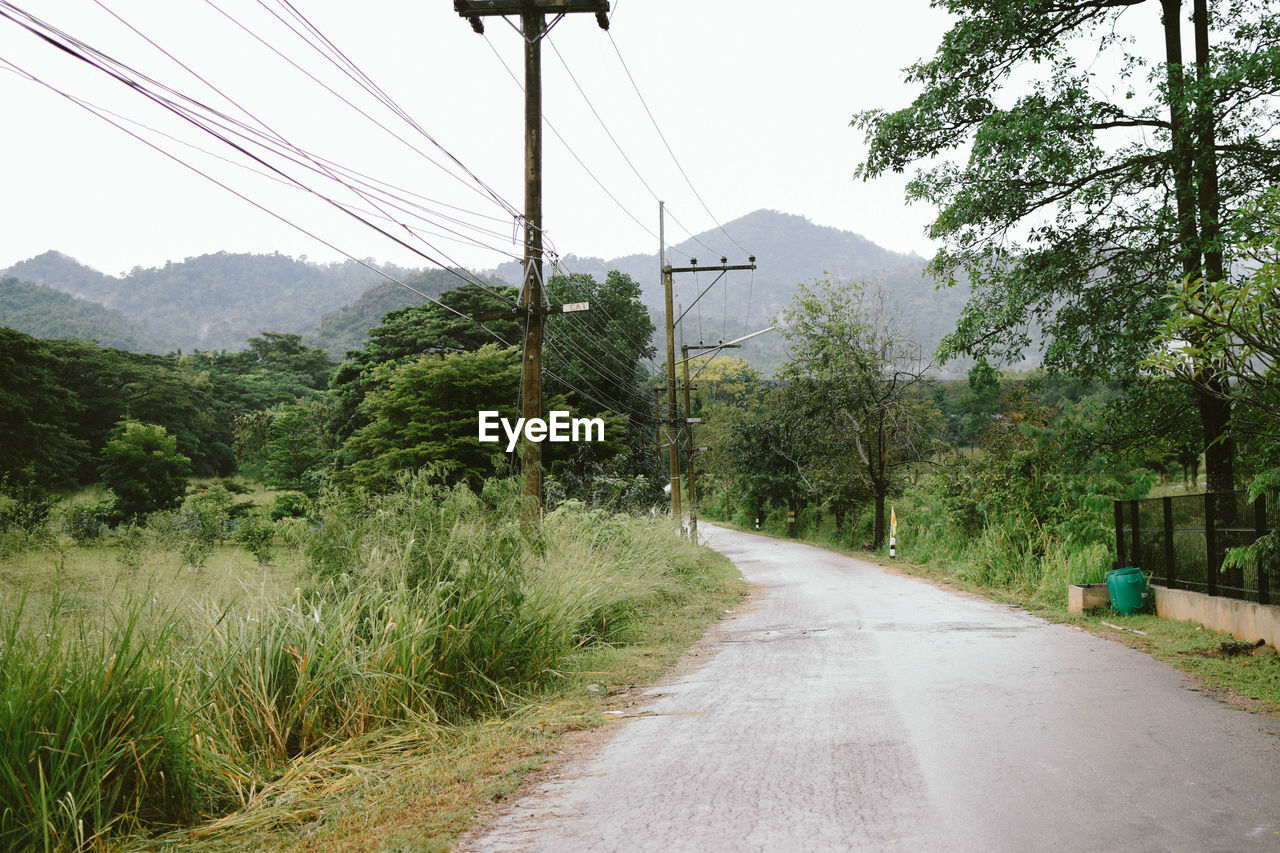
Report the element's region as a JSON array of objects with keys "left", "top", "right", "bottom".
[
  {"left": 0, "top": 471, "right": 705, "bottom": 849},
  {"left": 0, "top": 593, "right": 197, "bottom": 850},
  {"left": 894, "top": 487, "right": 1112, "bottom": 606}
]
